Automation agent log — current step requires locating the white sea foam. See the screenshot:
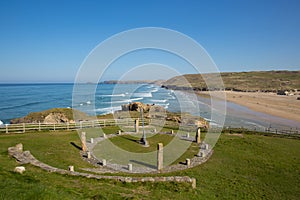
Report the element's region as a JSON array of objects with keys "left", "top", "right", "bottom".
[
  {"left": 86, "top": 101, "right": 91, "bottom": 105},
  {"left": 95, "top": 106, "right": 122, "bottom": 114},
  {"left": 150, "top": 99, "right": 167, "bottom": 103},
  {"left": 99, "top": 94, "right": 126, "bottom": 97},
  {"left": 102, "top": 97, "right": 144, "bottom": 104},
  {"left": 131, "top": 92, "right": 152, "bottom": 98},
  {"left": 150, "top": 88, "right": 158, "bottom": 93},
  {"left": 130, "top": 97, "right": 143, "bottom": 101}
]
